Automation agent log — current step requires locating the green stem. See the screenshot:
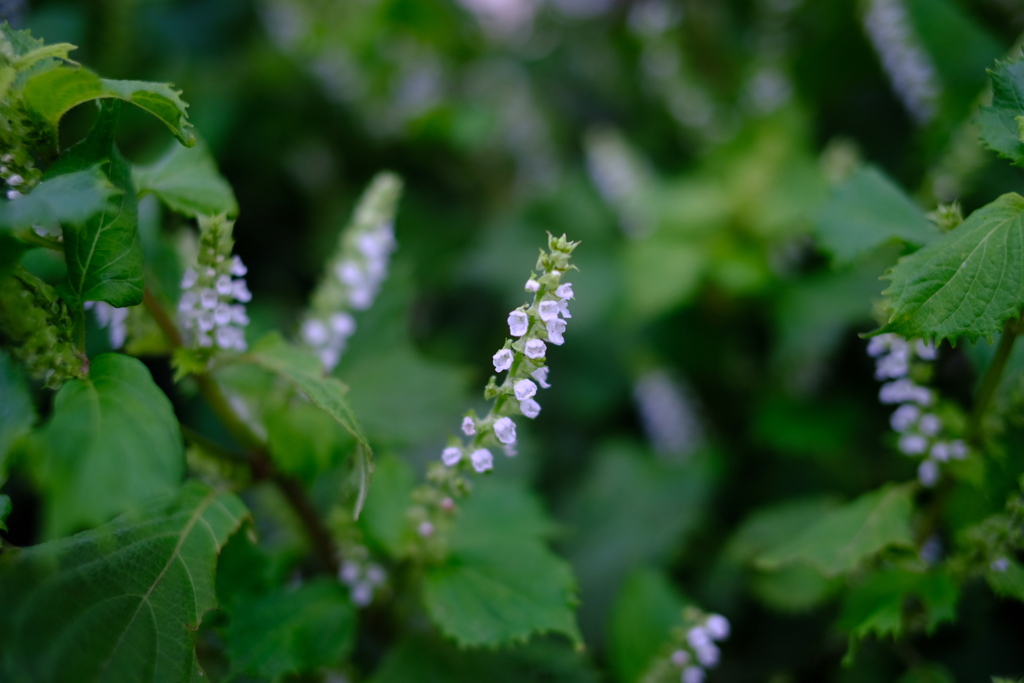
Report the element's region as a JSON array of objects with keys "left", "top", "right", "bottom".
[
  {"left": 968, "top": 313, "right": 1023, "bottom": 444},
  {"left": 143, "top": 288, "right": 341, "bottom": 574}
]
